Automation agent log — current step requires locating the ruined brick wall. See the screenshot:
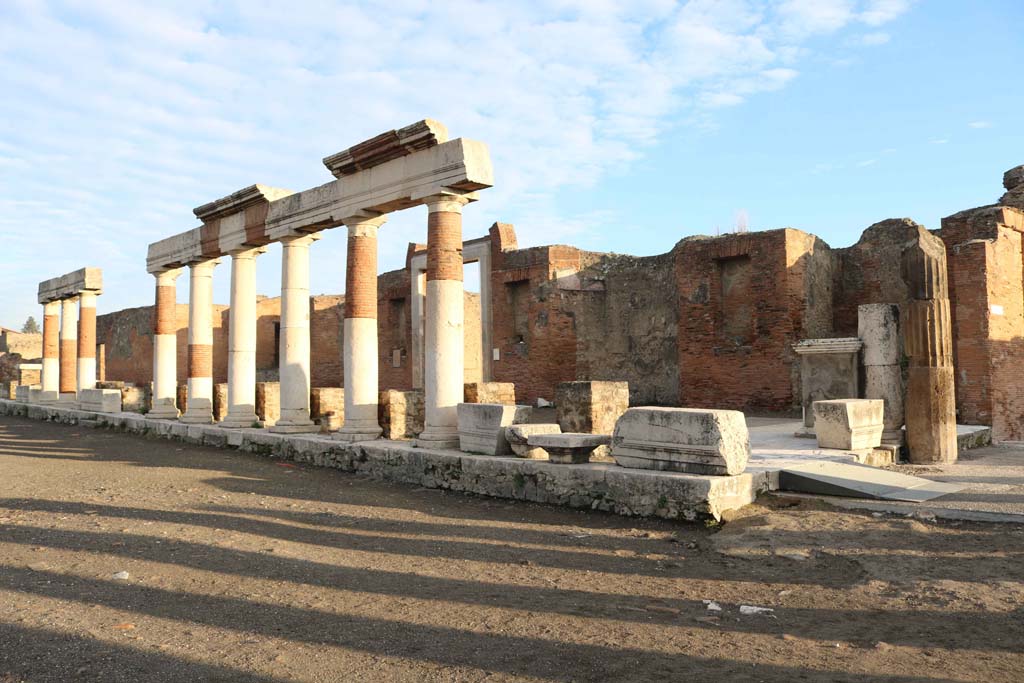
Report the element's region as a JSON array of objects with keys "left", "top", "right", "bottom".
[
  {"left": 0, "top": 331, "right": 42, "bottom": 359},
  {"left": 941, "top": 205, "right": 1024, "bottom": 440},
  {"left": 676, "top": 229, "right": 828, "bottom": 413},
  {"left": 571, "top": 252, "right": 680, "bottom": 406},
  {"left": 489, "top": 241, "right": 603, "bottom": 405},
  {"left": 377, "top": 269, "right": 412, "bottom": 391},
  {"left": 311, "top": 294, "right": 344, "bottom": 388}
]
